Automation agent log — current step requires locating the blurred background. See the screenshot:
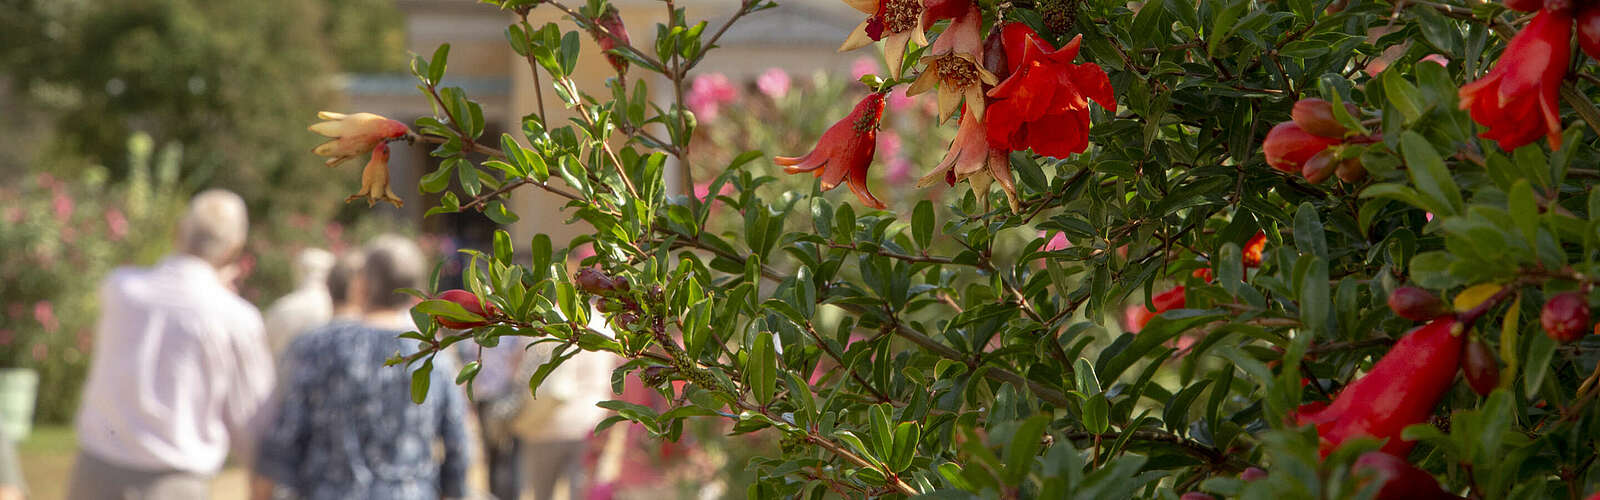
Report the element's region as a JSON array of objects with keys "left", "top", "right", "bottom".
[{"left": 0, "top": 0, "right": 967, "bottom": 498}]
